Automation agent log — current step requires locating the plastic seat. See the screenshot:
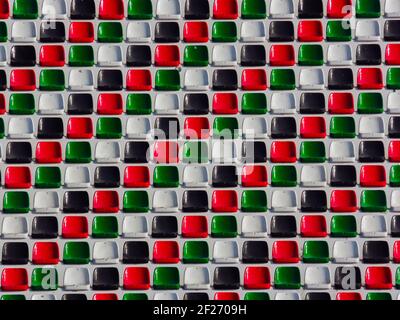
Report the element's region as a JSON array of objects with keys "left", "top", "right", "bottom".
[
  {"left": 182, "top": 166, "right": 208, "bottom": 187},
  {"left": 11, "top": 21, "right": 36, "bottom": 42},
  {"left": 300, "top": 215, "right": 327, "bottom": 237},
  {"left": 68, "top": 70, "right": 93, "bottom": 91},
  {"left": 68, "top": 22, "right": 94, "bottom": 43},
  {"left": 212, "top": 45, "right": 237, "bottom": 67},
  {"left": 184, "top": 0, "right": 209, "bottom": 19},
  {"left": 359, "top": 117, "right": 385, "bottom": 138},
  {"left": 269, "top": 0, "right": 294, "bottom": 18},
  {"left": 99, "top": 0, "right": 124, "bottom": 20},
  {"left": 41, "top": 0, "right": 66, "bottom": 19},
  {"left": 156, "top": 0, "right": 180, "bottom": 19},
  {"left": 63, "top": 268, "right": 90, "bottom": 291},
  {"left": 356, "top": 21, "right": 380, "bottom": 41},
  {"left": 361, "top": 216, "right": 387, "bottom": 238},
  {"left": 365, "top": 267, "right": 393, "bottom": 290},
  {"left": 332, "top": 240, "right": 359, "bottom": 264},
  {"left": 270, "top": 215, "right": 296, "bottom": 238},
  {"left": 123, "top": 267, "right": 150, "bottom": 290},
  {"left": 123, "top": 242, "right": 149, "bottom": 264},
  {"left": 299, "top": 69, "right": 324, "bottom": 90},
  {"left": 241, "top": 215, "right": 267, "bottom": 238},
  {"left": 270, "top": 141, "right": 297, "bottom": 163},
  {"left": 152, "top": 190, "right": 178, "bottom": 213},
  {"left": 300, "top": 165, "right": 326, "bottom": 187},
  {"left": 213, "top": 0, "right": 238, "bottom": 19},
  {"left": 92, "top": 241, "right": 119, "bottom": 264},
  {"left": 33, "top": 191, "right": 60, "bottom": 213},
  {"left": 329, "top": 141, "right": 355, "bottom": 162},
  {"left": 184, "top": 70, "right": 209, "bottom": 91},
  {"left": 272, "top": 241, "right": 299, "bottom": 263},
  {"left": 126, "top": 22, "right": 151, "bottom": 42},
  {"left": 271, "top": 190, "right": 297, "bottom": 212},
  {"left": 97, "top": 46, "right": 122, "bottom": 67},
  {"left": 240, "top": 21, "right": 265, "bottom": 42},
  {"left": 1, "top": 217, "right": 28, "bottom": 239},
  {"left": 183, "top": 267, "right": 210, "bottom": 290},
  {"left": 212, "top": 190, "right": 238, "bottom": 213},
  {"left": 363, "top": 241, "right": 390, "bottom": 263},
  {"left": 5, "top": 167, "right": 31, "bottom": 189},
  {"left": 0, "top": 0, "right": 9, "bottom": 19},
  {"left": 212, "top": 140, "right": 237, "bottom": 163},
  {"left": 304, "top": 267, "right": 330, "bottom": 289},
  {"left": 1, "top": 268, "right": 28, "bottom": 291},
  {"left": 212, "top": 241, "right": 239, "bottom": 263},
  {"left": 122, "top": 216, "right": 148, "bottom": 238},
  {"left": 270, "top": 93, "right": 296, "bottom": 114},
  {"left": 385, "top": 0, "right": 400, "bottom": 17},
  {"left": 64, "top": 167, "right": 90, "bottom": 188},
  {"left": 7, "top": 118, "right": 33, "bottom": 139},
  {"left": 391, "top": 191, "right": 400, "bottom": 212},
  {"left": 62, "top": 217, "right": 88, "bottom": 239},
  {"left": 327, "top": 44, "right": 352, "bottom": 66},
  {"left": 32, "top": 242, "right": 59, "bottom": 265},
  {"left": 94, "top": 142, "right": 120, "bottom": 164},
  {"left": 242, "top": 117, "right": 267, "bottom": 139}
]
